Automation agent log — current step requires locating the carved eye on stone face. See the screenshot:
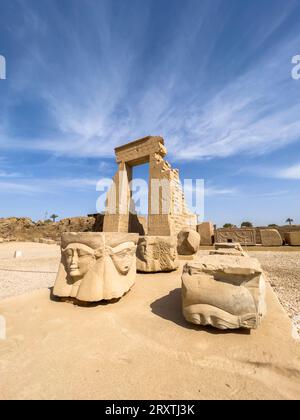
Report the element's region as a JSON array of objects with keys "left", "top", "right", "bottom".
[
  {"left": 64, "top": 248, "right": 73, "bottom": 258},
  {"left": 78, "top": 249, "right": 93, "bottom": 257}
]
